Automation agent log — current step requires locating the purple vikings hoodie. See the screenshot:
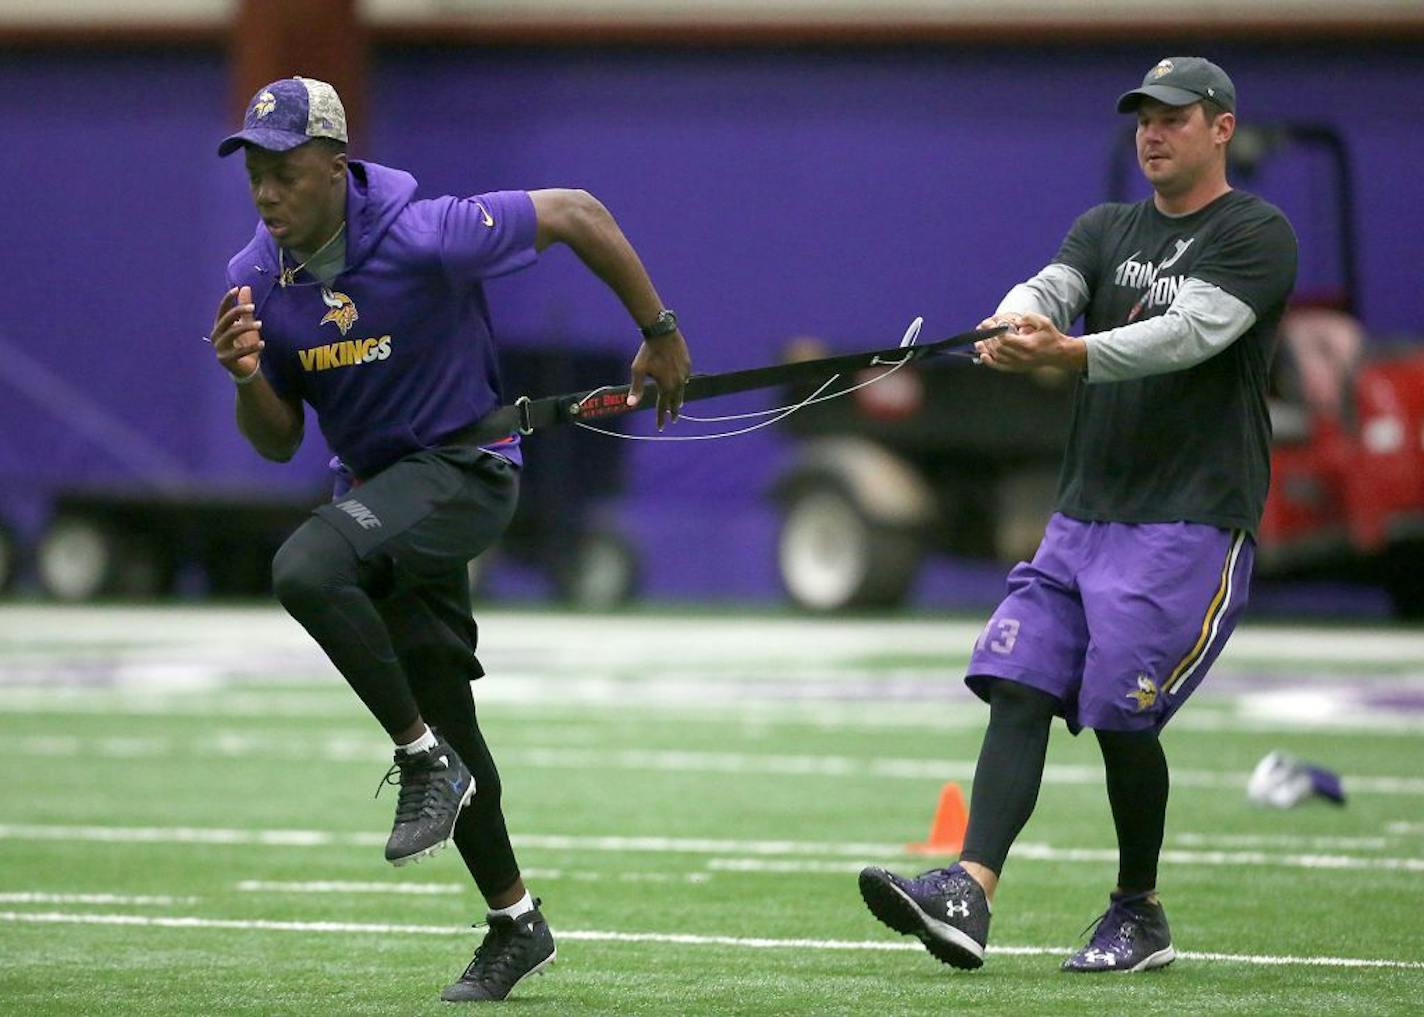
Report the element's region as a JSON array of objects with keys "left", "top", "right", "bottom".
[{"left": 225, "top": 161, "right": 538, "bottom": 478}]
